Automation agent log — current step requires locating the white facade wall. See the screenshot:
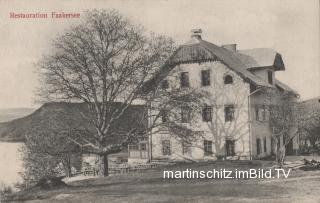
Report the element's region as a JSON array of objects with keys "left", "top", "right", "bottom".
[
  {"left": 250, "top": 67, "right": 274, "bottom": 85},
  {"left": 250, "top": 93, "right": 273, "bottom": 158},
  {"left": 150, "top": 61, "right": 252, "bottom": 161}
]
